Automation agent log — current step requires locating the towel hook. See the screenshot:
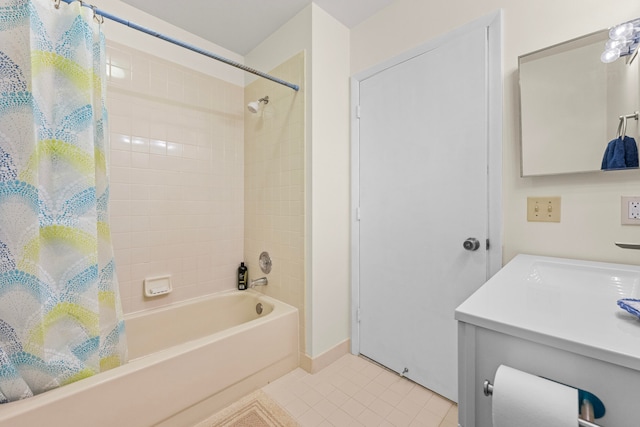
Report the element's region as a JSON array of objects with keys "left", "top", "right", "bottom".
[
  {"left": 616, "top": 116, "right": 626, "bottom": 139},
  {"left": 616, "top": 112, "right": 639, "bottom": 139}
]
